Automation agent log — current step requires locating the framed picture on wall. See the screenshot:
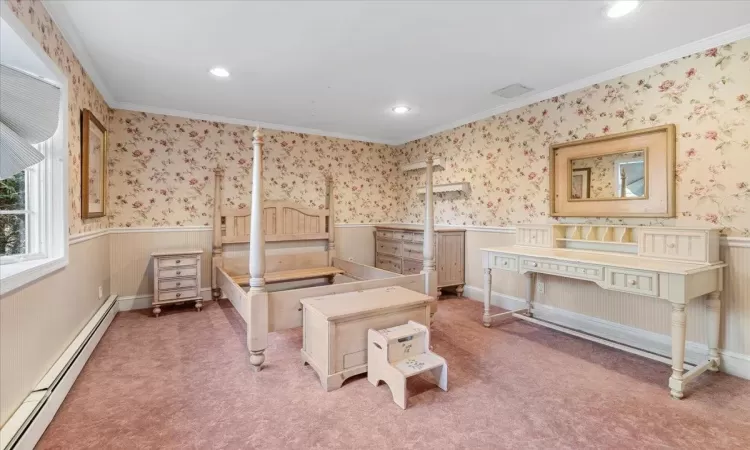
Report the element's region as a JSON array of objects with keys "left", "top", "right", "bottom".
[
  {"left": 570, "top": 168, "right": 591, "bottom": 199},
  {"left": 81, "top": 109, "right": 107, "bottom": 219}
]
